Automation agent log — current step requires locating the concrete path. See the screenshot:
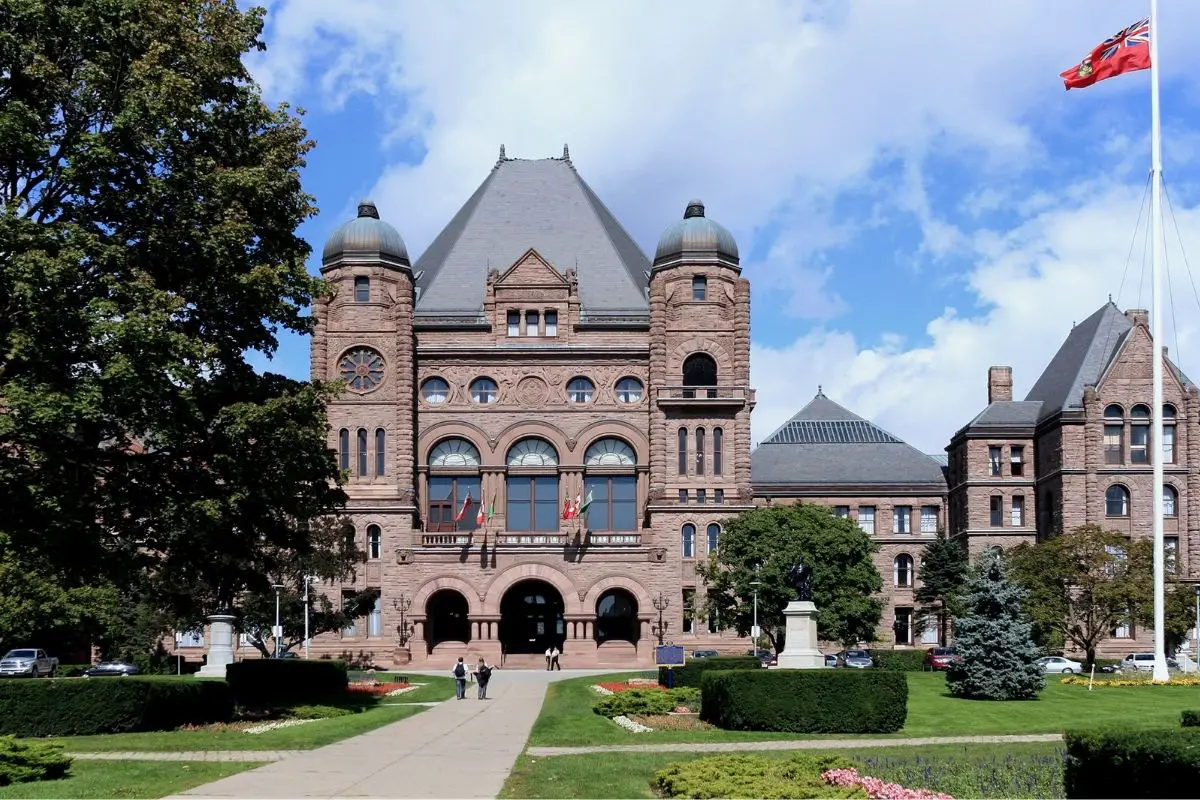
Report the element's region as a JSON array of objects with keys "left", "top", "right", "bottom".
[
  {"left": 164, "top": 669, "right": 610, "bottom": 800},
  {"left": 526, "top": 732, "right": 1065, "bottom": 757}
]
